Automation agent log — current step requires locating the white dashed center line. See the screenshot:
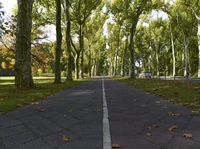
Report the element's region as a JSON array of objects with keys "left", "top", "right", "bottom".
[{"left": 102, "top": 78, "right": 112, "bottom": 149}]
